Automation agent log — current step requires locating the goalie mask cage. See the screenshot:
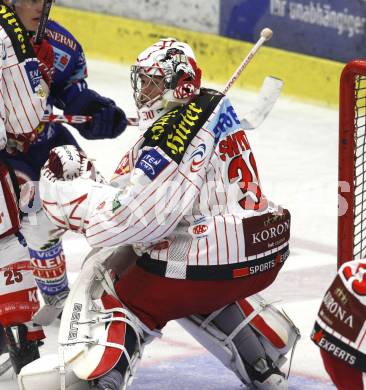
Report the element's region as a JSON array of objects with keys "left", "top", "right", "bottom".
[{"left": 338, "top": 60, "right": 366, "bottom": 267}]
